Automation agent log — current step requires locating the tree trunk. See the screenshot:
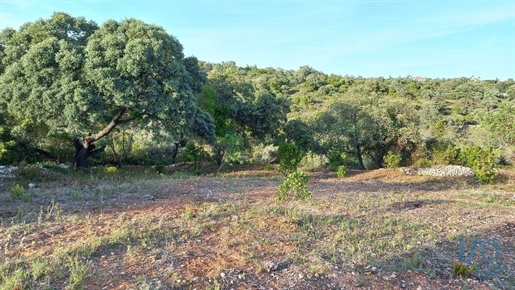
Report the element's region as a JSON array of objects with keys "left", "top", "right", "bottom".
[
  {"left": 171, "top": 142, "right": 179, "bottom": 164},
  {"left": 215, "top": 143, "right": 225, "bottom": 166},
  {"left": 74, "top": 140, "right": 105, "bottom": 167},
  {"left": 355, "top": 144, "right": 366, "bottom": 170},
  {"left": 73, "top": 107, "right": 127, "bottom": 167}
]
